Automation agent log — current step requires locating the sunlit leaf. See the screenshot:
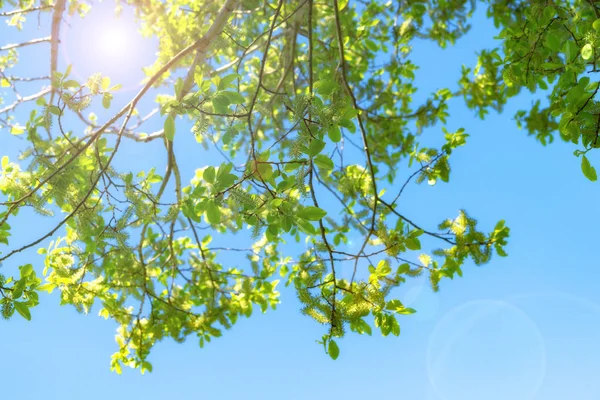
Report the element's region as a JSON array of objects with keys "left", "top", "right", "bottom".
[
  {"left": 297, "top": 206, "right": 327, "bottom": 221},
  {"left": 581, "top": 155, "right": 597, "bottom": 181},
  {"left": 328, "top": 340, "right": 339, "bottom": 360},
  {"left": 164, "top": 116, "right": 175, "bottom": 141}
]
